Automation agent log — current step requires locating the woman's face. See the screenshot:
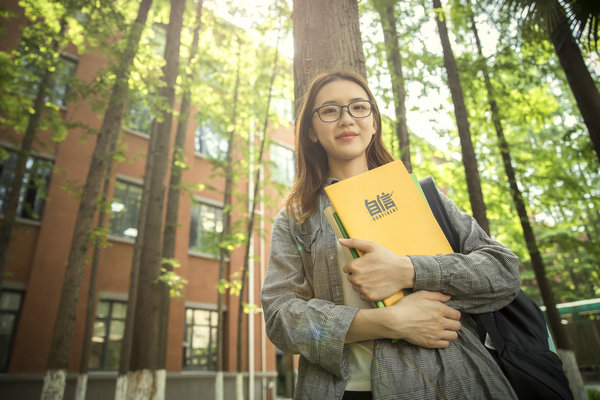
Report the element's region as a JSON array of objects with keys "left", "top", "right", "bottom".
[{"left": 310, "top": 79, "right": 376, "bottom": 175}]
